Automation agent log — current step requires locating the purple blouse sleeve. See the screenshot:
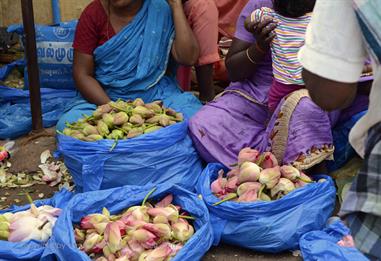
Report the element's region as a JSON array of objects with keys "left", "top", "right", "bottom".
[{"left": 235, "top": 0, "right": 273, "bottom": 43}]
